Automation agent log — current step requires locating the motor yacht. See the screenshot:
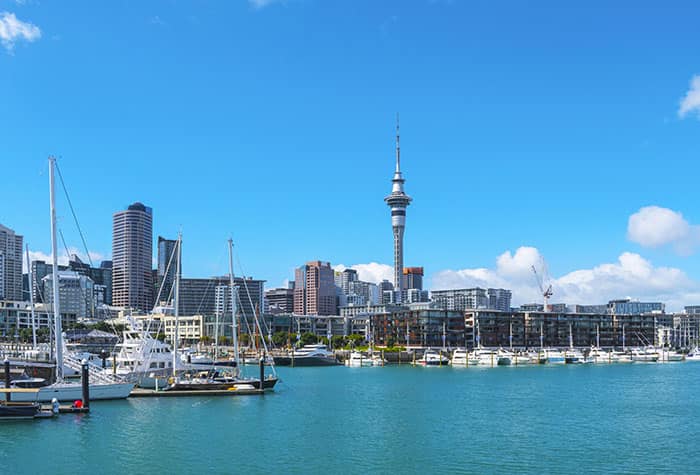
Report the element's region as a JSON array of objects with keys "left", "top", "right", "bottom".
[
  {"left": 417, "top": 349, "right": 450, "bottom": 366},
  {"left": 273, "top": 344, "right": 340, "bottom": 366}
]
